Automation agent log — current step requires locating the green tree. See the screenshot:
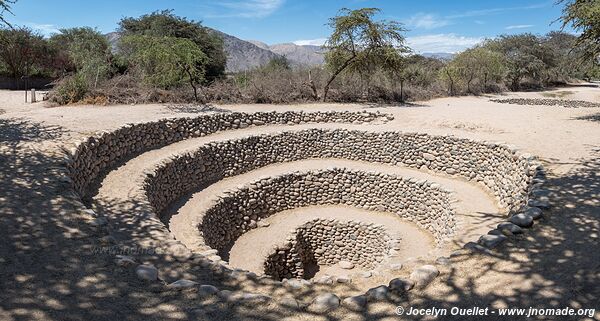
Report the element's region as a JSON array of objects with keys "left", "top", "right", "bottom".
[
  {"left": 0, "top": 27, "right": 51, "bottom": 79},
  {"left": 484, "top": 34, "right": 555, "bottom": 90},
  {"left": 120, "top": 35, "right": 208, "bottom": 101},
  {"left": 264, "top": 56, "right": 291, "bottom": 71},
  {"left": 449, "top": 47, "right": 506, "bottom": 93},
  {"left": 322, "top": 8, "right": 409, "bottom": 101},
  {"left": 49, "top": 27, "right": 112, "bottom": 87},
  {"left": 439, "top": 64, "right": 460, "bottom": 96},
  {"left": 119, "top": 10, "right": 225, "bottom": 83},
  {"left": 381, "top": 53, "right": 420, "bottom": 102},
  {"left": 560, "top": 0, "right": 600, "bottom": 61}
]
